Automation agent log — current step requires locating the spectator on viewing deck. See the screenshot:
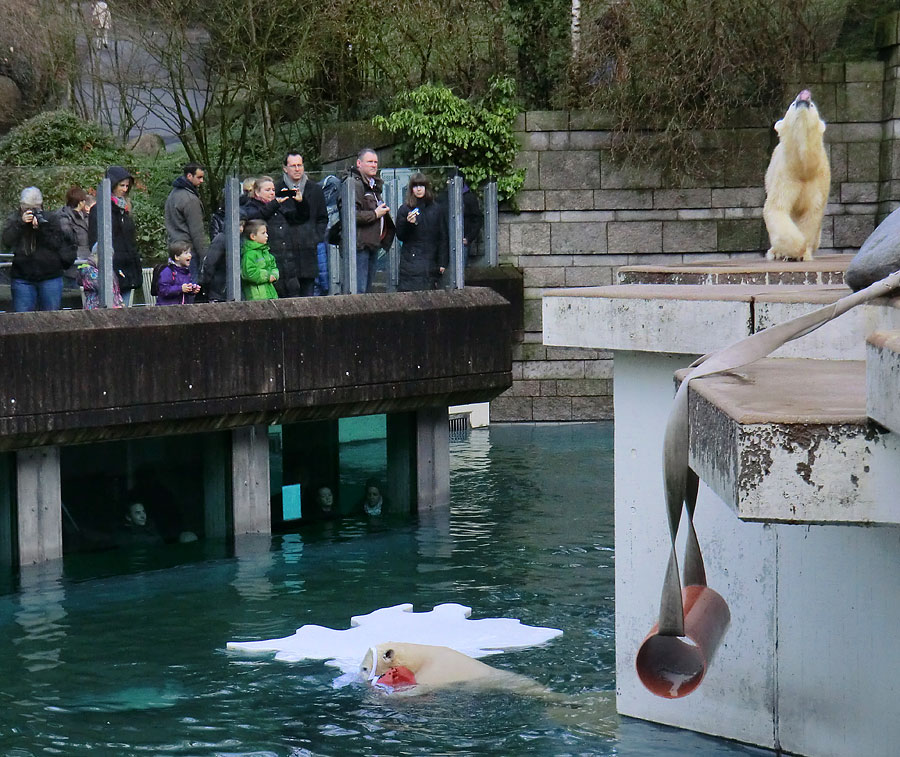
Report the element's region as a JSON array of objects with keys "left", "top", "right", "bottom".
[
  {"left": 395, "top": 172, "right": 447, "bottom": 292},
  {"left": 55, "top": 186, "right": 94, "bottom": 289},
  {"left": 164, "top": 163, "right": 207, "bottom": 280},
  {"left": 240, "top": 176, "right": 280, "bottom": 223},
  {"left": 88, "top": 166, "right": 142, "bottom": 306},
  {"left": 155, "top": 241, "right": 201, "bottom": 306},
  {"left": 267, "top": 151, "right": 328, "bottom": 298},
  {"left": 201, "top": 218, "right": 244, "bottom": 302},
  {"left": 240, "top": 219, "right": 279, "bottom": 300},
  {"left": 345, "top": 147, "right": 394, "bottom": 293},
  {"left": 78, "top": 242, "right": 124, "bottom": 309},
  {"left": 2, "top": 186, "right": 75, "bottom": 312}
]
